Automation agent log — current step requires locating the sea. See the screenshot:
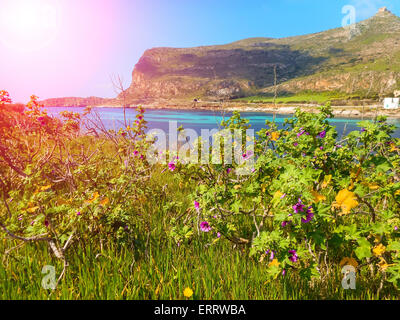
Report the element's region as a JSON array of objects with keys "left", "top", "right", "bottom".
[{"left": 45, "top": 107, "right": 400, "bottom": 139}]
